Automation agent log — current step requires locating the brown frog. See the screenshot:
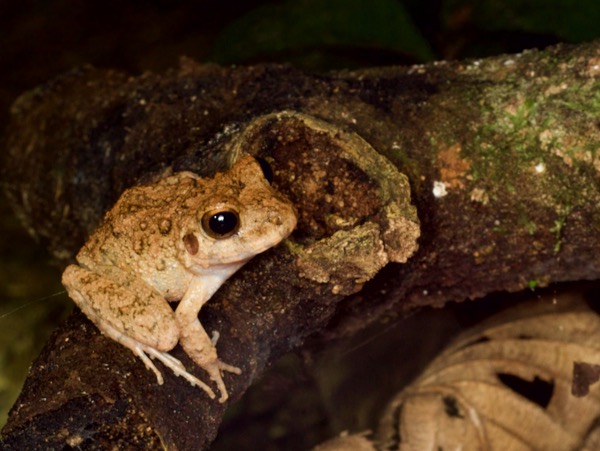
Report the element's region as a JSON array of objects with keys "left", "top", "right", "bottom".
[{"left": 62, "top": 154, "right": 297, "bottom": 402}]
